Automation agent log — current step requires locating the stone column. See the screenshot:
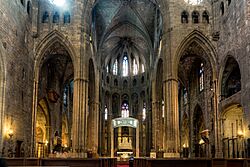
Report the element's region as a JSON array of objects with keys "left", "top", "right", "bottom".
[
  {"left": 151, "top": 81, "right": 157, "bottom": 151},
  {"left": 163, "top": 78, "right": 180, "bottom": 157},
  {"left": 31, "top": 80, "right": 39, "bottom": 157},
  {"left": 111, "top": 126, "right": 114, "bottom": 158},
  {"left": 136, "top": 126, "right": 140, "bottom": 157},
  {"left": 108, "top": 112, "right": 112, "bottom": 156},
  {"left": 87, "top": 101, "right": 99, "bottom": 155},
  {"left": 138, "top": 99, "right": 143, "bottom": 156},
  {"left": 213, "top": 79, "right": 223, "bottom": 158},
  {"left": 72, "top": 78, "right": 88, "bottom": 157}
]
